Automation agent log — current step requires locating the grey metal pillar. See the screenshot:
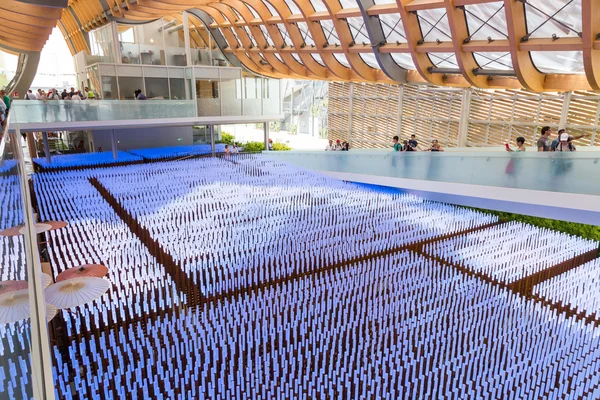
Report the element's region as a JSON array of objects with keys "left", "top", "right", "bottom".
[
  {"left": 110, "top": 129, "right": 118, "bottom": 159},
  {"left": 210, "top": 125, "right": 215, "bottom": 156},
  {"left": 41, "top": 131, "right": 51, "bottom": 163},
  {"left": 263, "top": 122, "right": 270, "bottom": 151}
]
